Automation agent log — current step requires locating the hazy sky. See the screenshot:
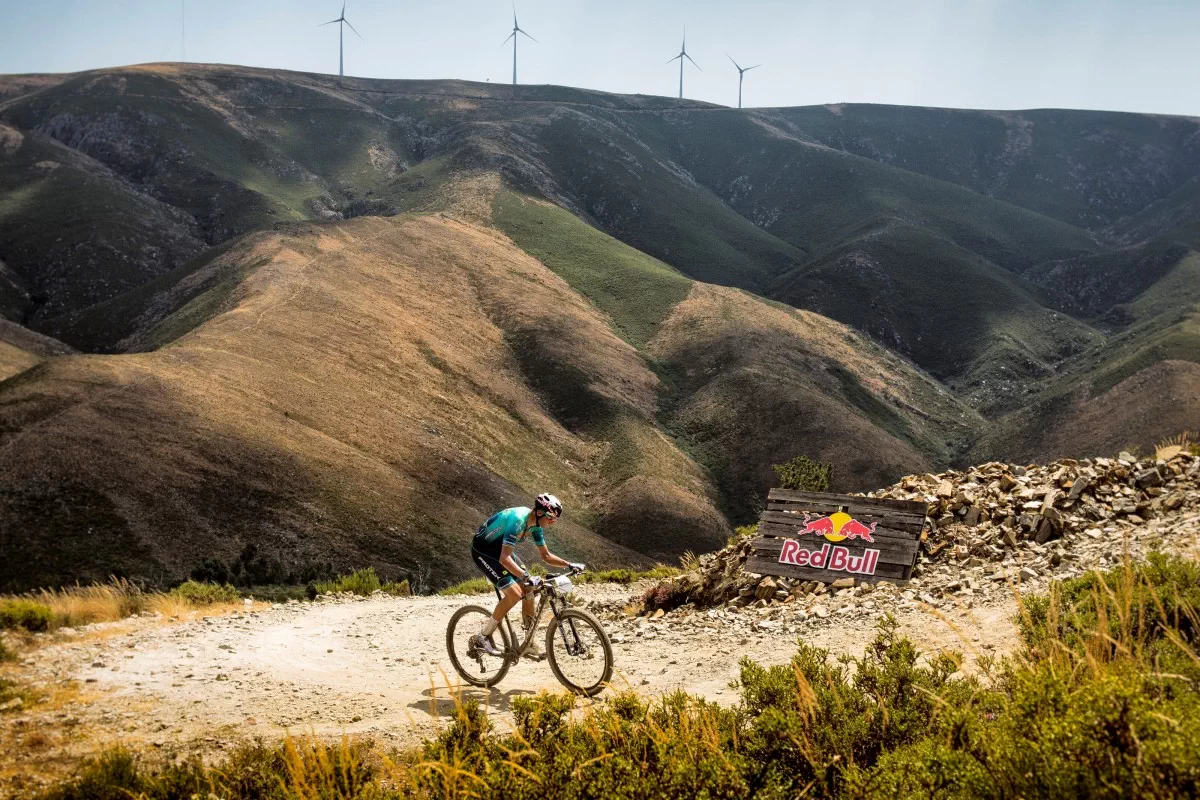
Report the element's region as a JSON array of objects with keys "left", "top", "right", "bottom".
[{"left": 1, "top": 0, "right": 1197, "bottom": 115}]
